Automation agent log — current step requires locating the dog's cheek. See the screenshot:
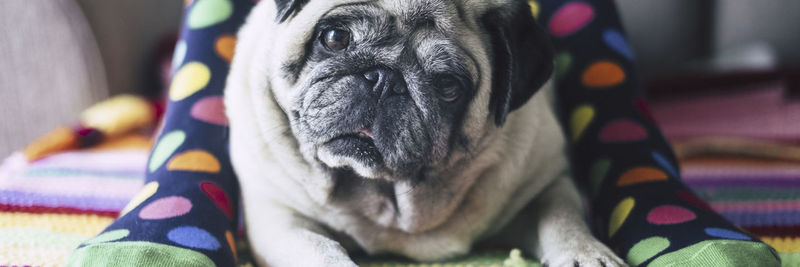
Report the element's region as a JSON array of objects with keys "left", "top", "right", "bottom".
[{"left": 298, "top": 77, "right": 373, "bottom": 140}]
